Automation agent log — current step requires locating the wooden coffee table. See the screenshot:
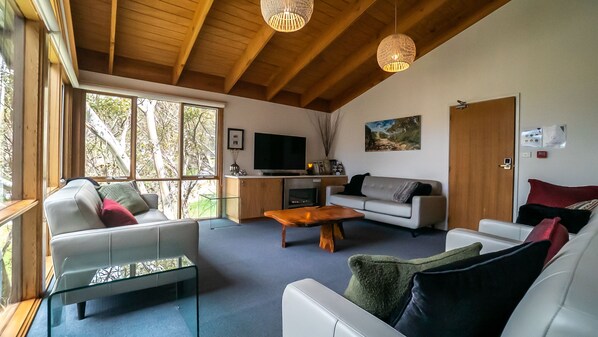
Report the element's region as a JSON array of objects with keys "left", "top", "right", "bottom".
[{"left": 264, "top": 206, "right": 364, "bottom": 253}]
